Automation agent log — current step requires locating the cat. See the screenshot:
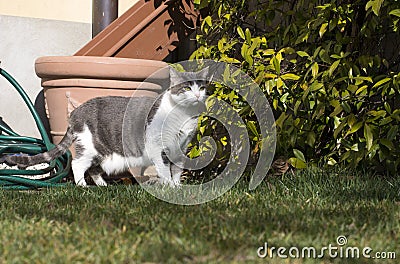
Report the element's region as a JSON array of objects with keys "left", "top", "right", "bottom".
[{"left": 4, "top": 67, "right": 209, "bottom": 186}]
